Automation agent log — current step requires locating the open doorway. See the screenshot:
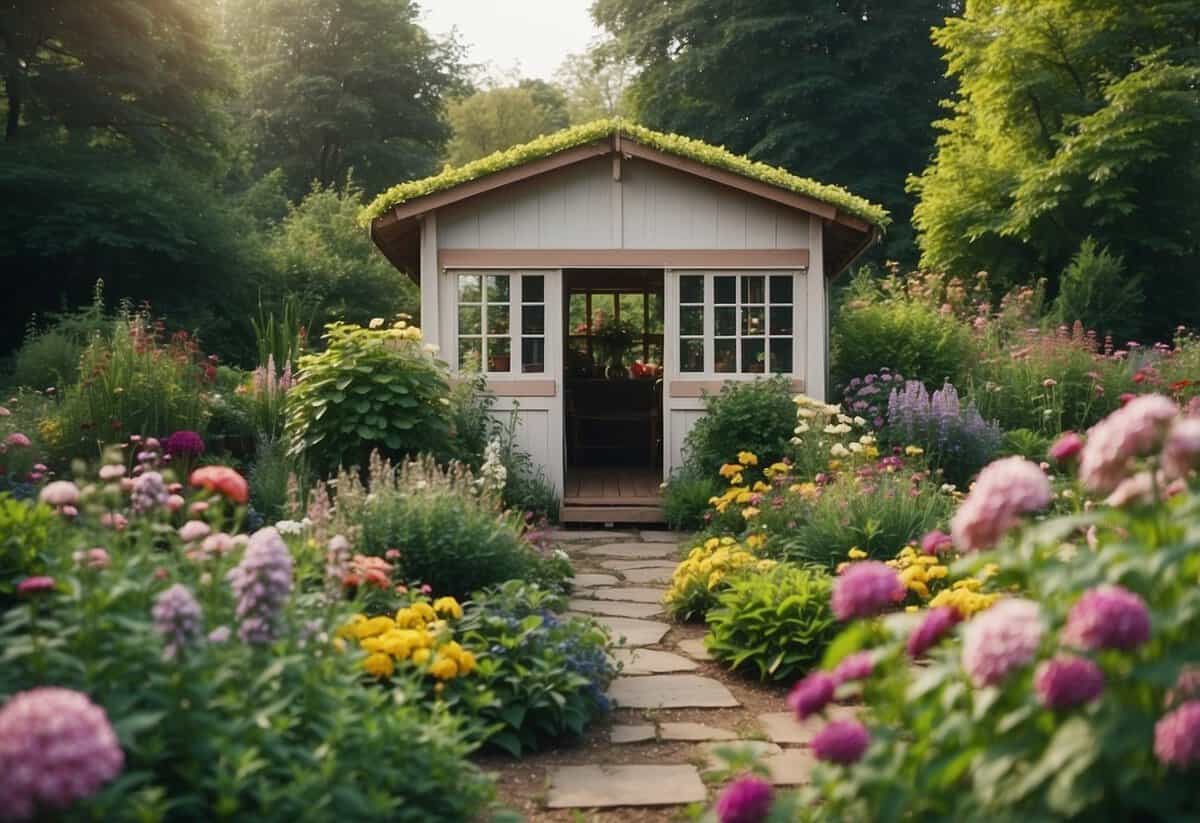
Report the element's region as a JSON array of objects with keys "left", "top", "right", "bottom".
[{"left": 562, "top": 269, "right": 664, "bottom": 508}]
